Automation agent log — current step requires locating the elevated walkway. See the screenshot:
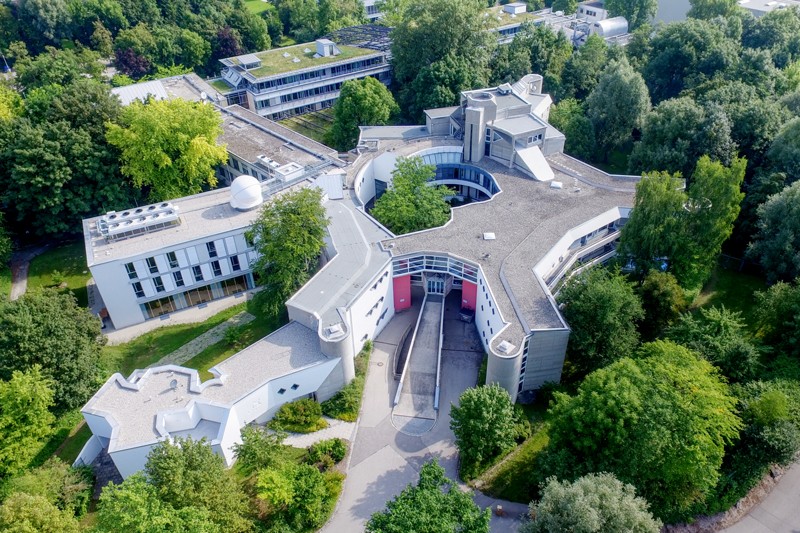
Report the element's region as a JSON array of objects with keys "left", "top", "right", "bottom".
[{"left": 392, "top": 294, "right": 445, "bottom": 435}]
